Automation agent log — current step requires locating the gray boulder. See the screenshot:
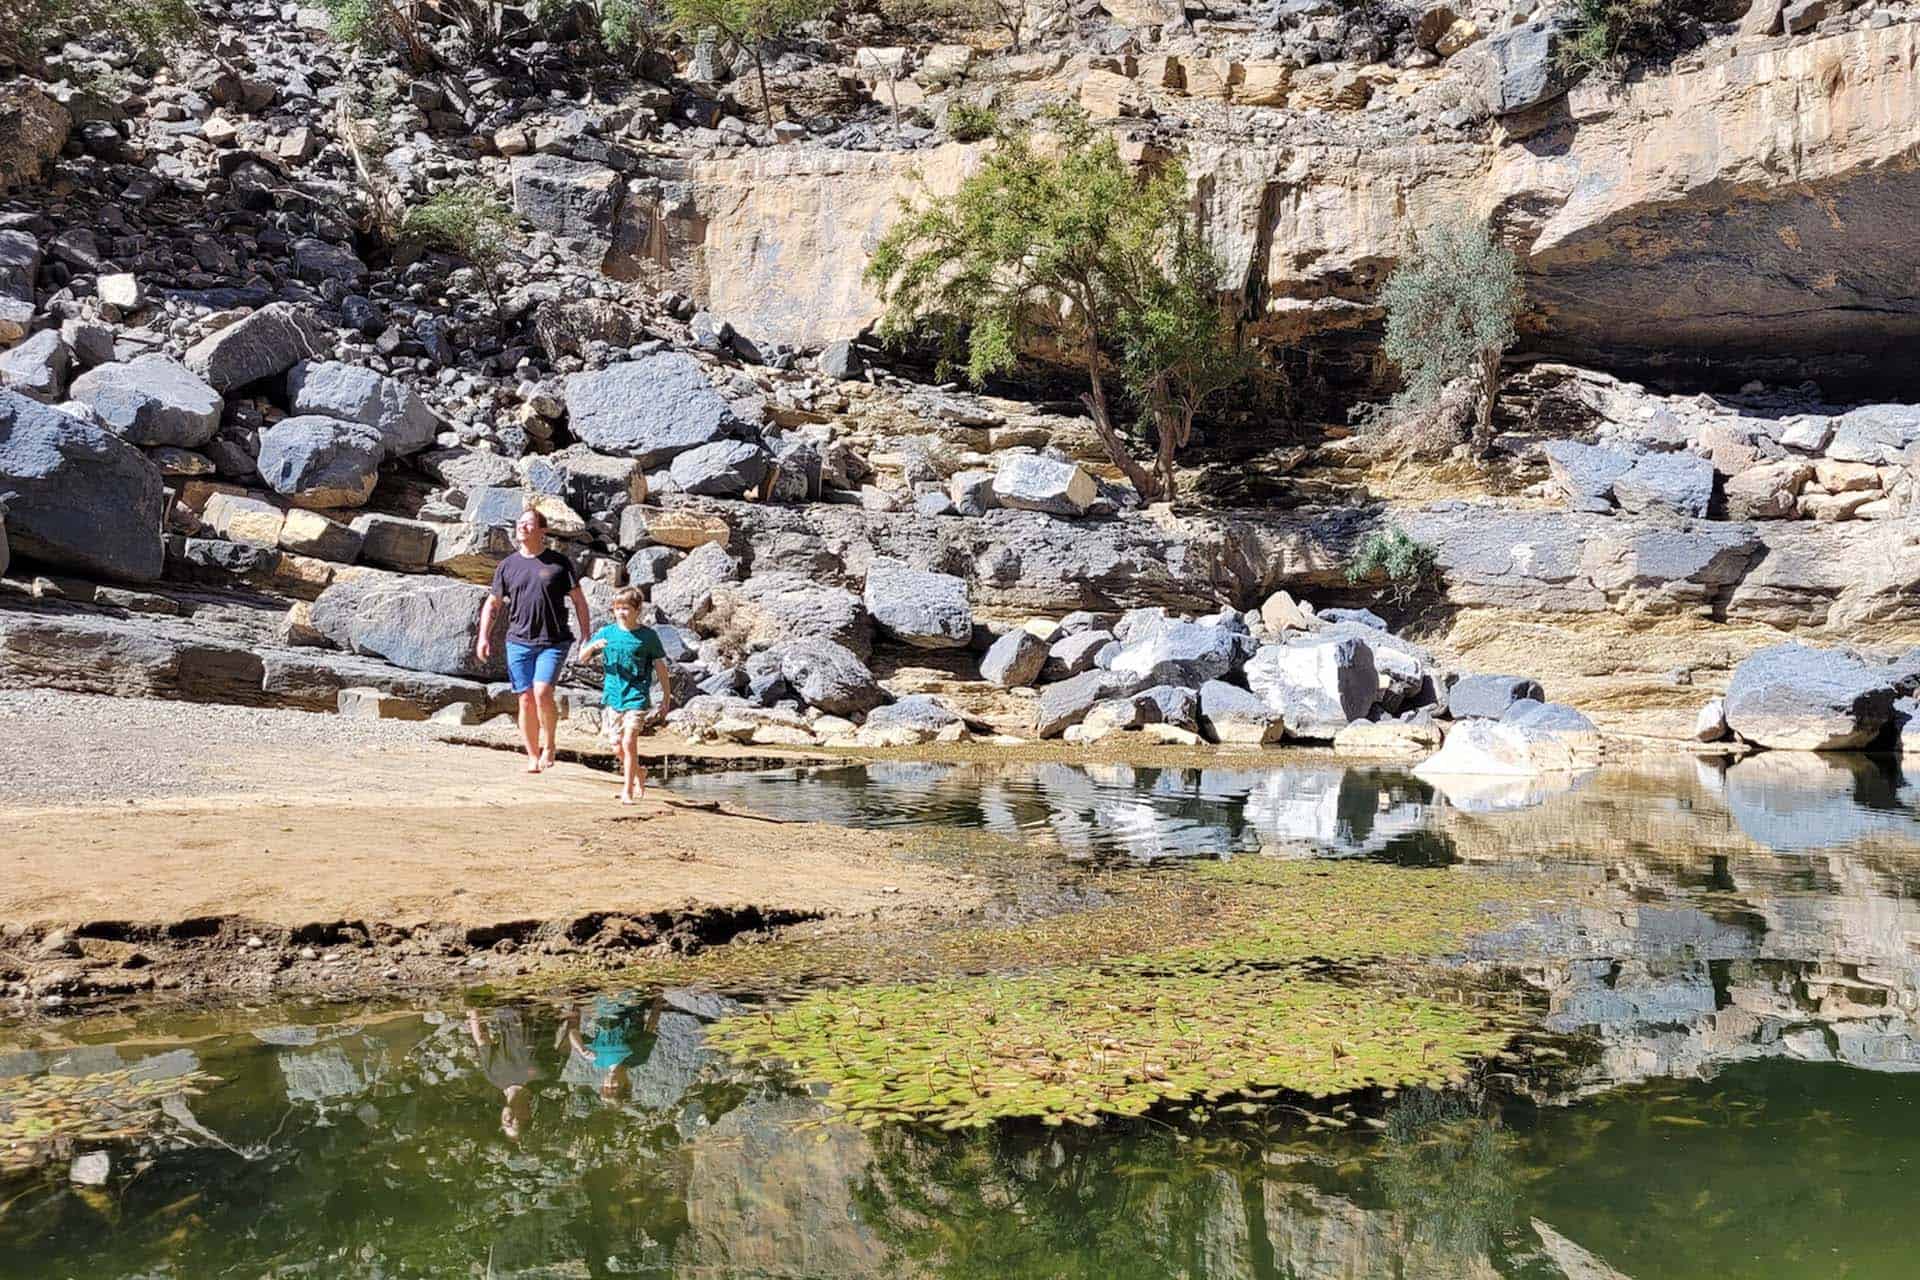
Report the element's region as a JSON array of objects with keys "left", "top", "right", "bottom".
[
  {"left": 992, "top": 454, "right": 1096, "bottom": 516},
  {"left": 433, "top": 522, "right": 512, "bottom": 581},
  {"left": 183, "top": 303, "right": 328, "bottom": 391},
  {"left": 421, "top": 447, "right": 517, "bottom": 490},
  {"left": 864, "top": 694, "right": 963, "bottom": 735},
  {"left": 817, "top": 339, "right": 863, "bottom": 381},
  {"left": 309, "top": 572, "right": 504, "bottom": 679},
  {"left": 463, "top": 486, "right": 525, "bottom": 528},
  {"left": 653, "top": 540, "right": 743, "bottom": 626},
  {"left": 510, "top": 155, "right": 621, "bottom": 257},
  {"left": 669, "top": 439, "right": 770, "bottom": 496},
  {"left": 1448, "top": 673, "right": 1545, "bottom": 719},
  {"left": 287, "top": 360, "right": 437, "bottom": 458},
  {"left": 768, "top": 437, "right": 824, "bottom": 503},
  {"left": 864, "top": 556, "right": 971, "bottom": 649},
  {"left": 1503, "top": 699, "right": 1598, "bottom": 736},
  {"left": 704, "top": 572, "right": 872, "bottom": 659},
  {"left": 1139, "top": 683, "right": 1200, "bottom": 730},
  {"left": 625, "top": 544, "right": 681, "bottom": 587},
  {"left": 1826, "top": 405, "right": 1920, "bottom": 466},
  {"left": 1611, "top": 451, "right": 1715, "bottom": 519},
  {"left": 351, "top": 513, "right": 439, "bottom": 572},
  {"left": 0, "top": 328, "right": 70, "bottom": 402},
  {"left": 1458, "top": 18, "right": 1570, "bottom": 115},
  {"left": 1106, "top": 619, "right": 1240, "bottom": 688},
  {"left": 1723, "top": 643, "right": 1897, "bottom": 750},
  {"left": 1543, "top": 440, "right": 1636, "bottom": 513},
  {"left": 949, "top": 469, "right": 997, "bottom": 517},
  {"left": 1197, "top": 680, "right": 1283, "bottom": 744},
  {"left": 776, "top": 637, "right": 885, "bottom": 715},
  {"left": 1045, "top": 629, "right": 1114, "bottom": 680},
  {"left": 1035, "top": 668, "right": 1141, "bottom": 738},
  {"left": 68, "top": 355, "right": 222, "bottom": 447},
  {"left": 981, "top": 628, "right": 1048, "bottom": 687},
  {"left": 541, "top": 444, "right": 649, "bottom": 515},
  {"left": 0, "top": 389, "right": 165, "bottom": 580},
  {"left": 1244, "top": 634, "right": 1380, "bottom": 740},
  {"left": 257, "top": 415, "right": 385, "bottom": 508},
  {"left": 564, "top": 355, "right": 743, "bottom": 464}
]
